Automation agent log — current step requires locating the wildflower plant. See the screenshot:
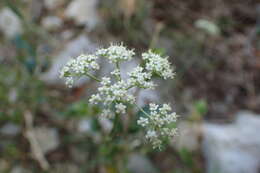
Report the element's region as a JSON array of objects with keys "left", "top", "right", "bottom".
[{"left": 60, "top": 43, "right": 179, "bottom": 149}]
